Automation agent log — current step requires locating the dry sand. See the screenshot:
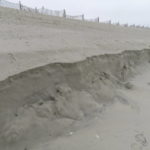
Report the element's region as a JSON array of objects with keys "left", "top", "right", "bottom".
[
  {"left": 0, "top": 7, "right": 150, "bottom": 81},
  {"left": 0, "top": 6, "right": 150, "bottom": 150},
  {"left": 34, "top": 64, "right": 150, "bottom": 150}
]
